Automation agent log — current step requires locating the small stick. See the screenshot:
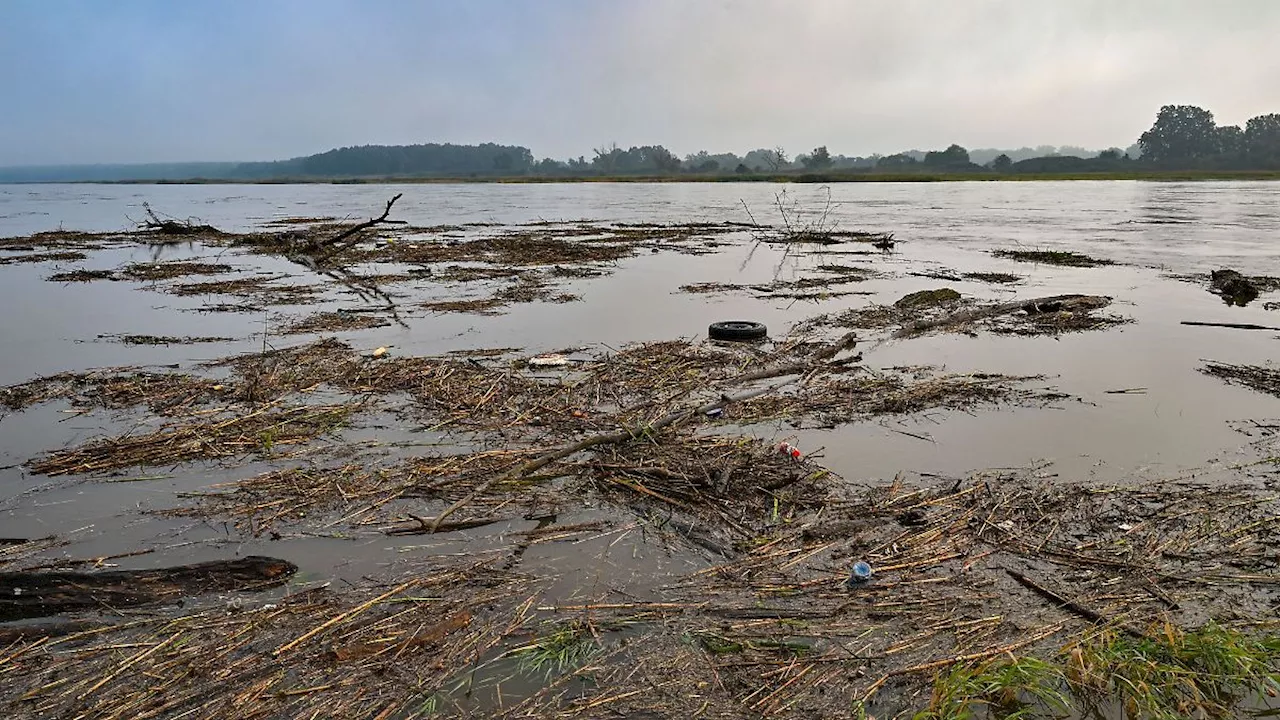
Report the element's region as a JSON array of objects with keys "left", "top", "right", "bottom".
[
  {"left": 274, "top": 579, "right": 418, "bottom": 656},
  {"left": 1182, "top": 320, "right": 1280, "bottom": 331},
  {"left": 1006, "top": 569, "right": 1146, "bottom": 639}
]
